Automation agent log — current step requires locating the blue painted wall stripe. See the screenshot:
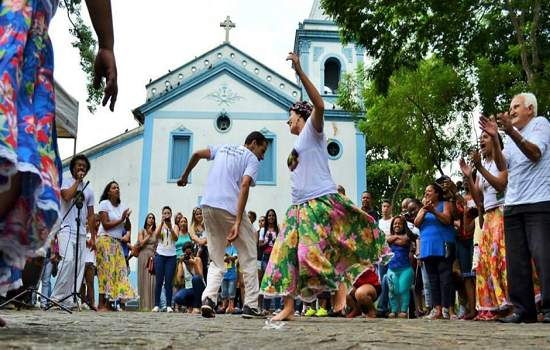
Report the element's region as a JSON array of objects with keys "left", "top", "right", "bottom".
[
  {"left": 356, "top": 129, "right": 367, "bottom": 204},
  {"left": 138, "top": 116, "right": 155, "bottom": 230}
]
